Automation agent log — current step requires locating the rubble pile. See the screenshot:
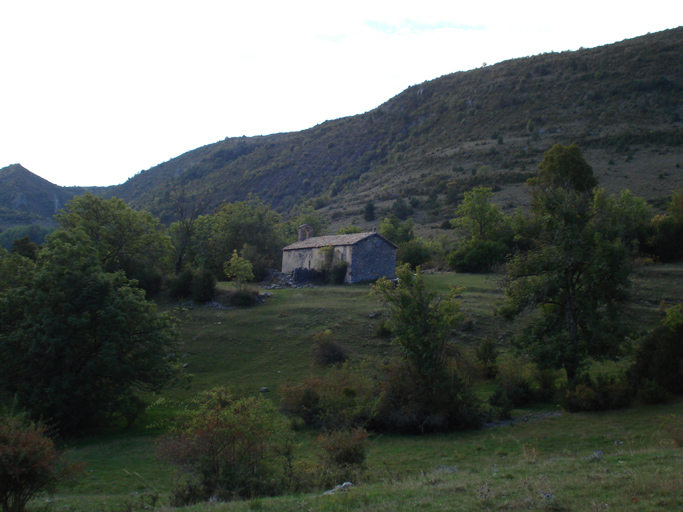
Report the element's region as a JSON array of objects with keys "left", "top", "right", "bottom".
[{"left": 261, "top": 270, "right": 314, "bottom": 289}]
